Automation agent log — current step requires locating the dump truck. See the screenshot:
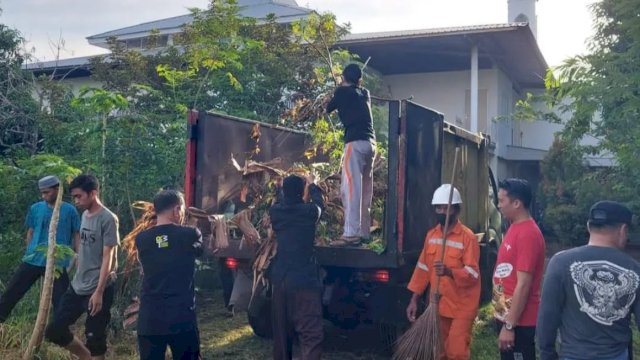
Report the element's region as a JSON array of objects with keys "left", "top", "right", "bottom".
[{"left": 184, "top": 99, "right": 501, "bottom": 345}]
